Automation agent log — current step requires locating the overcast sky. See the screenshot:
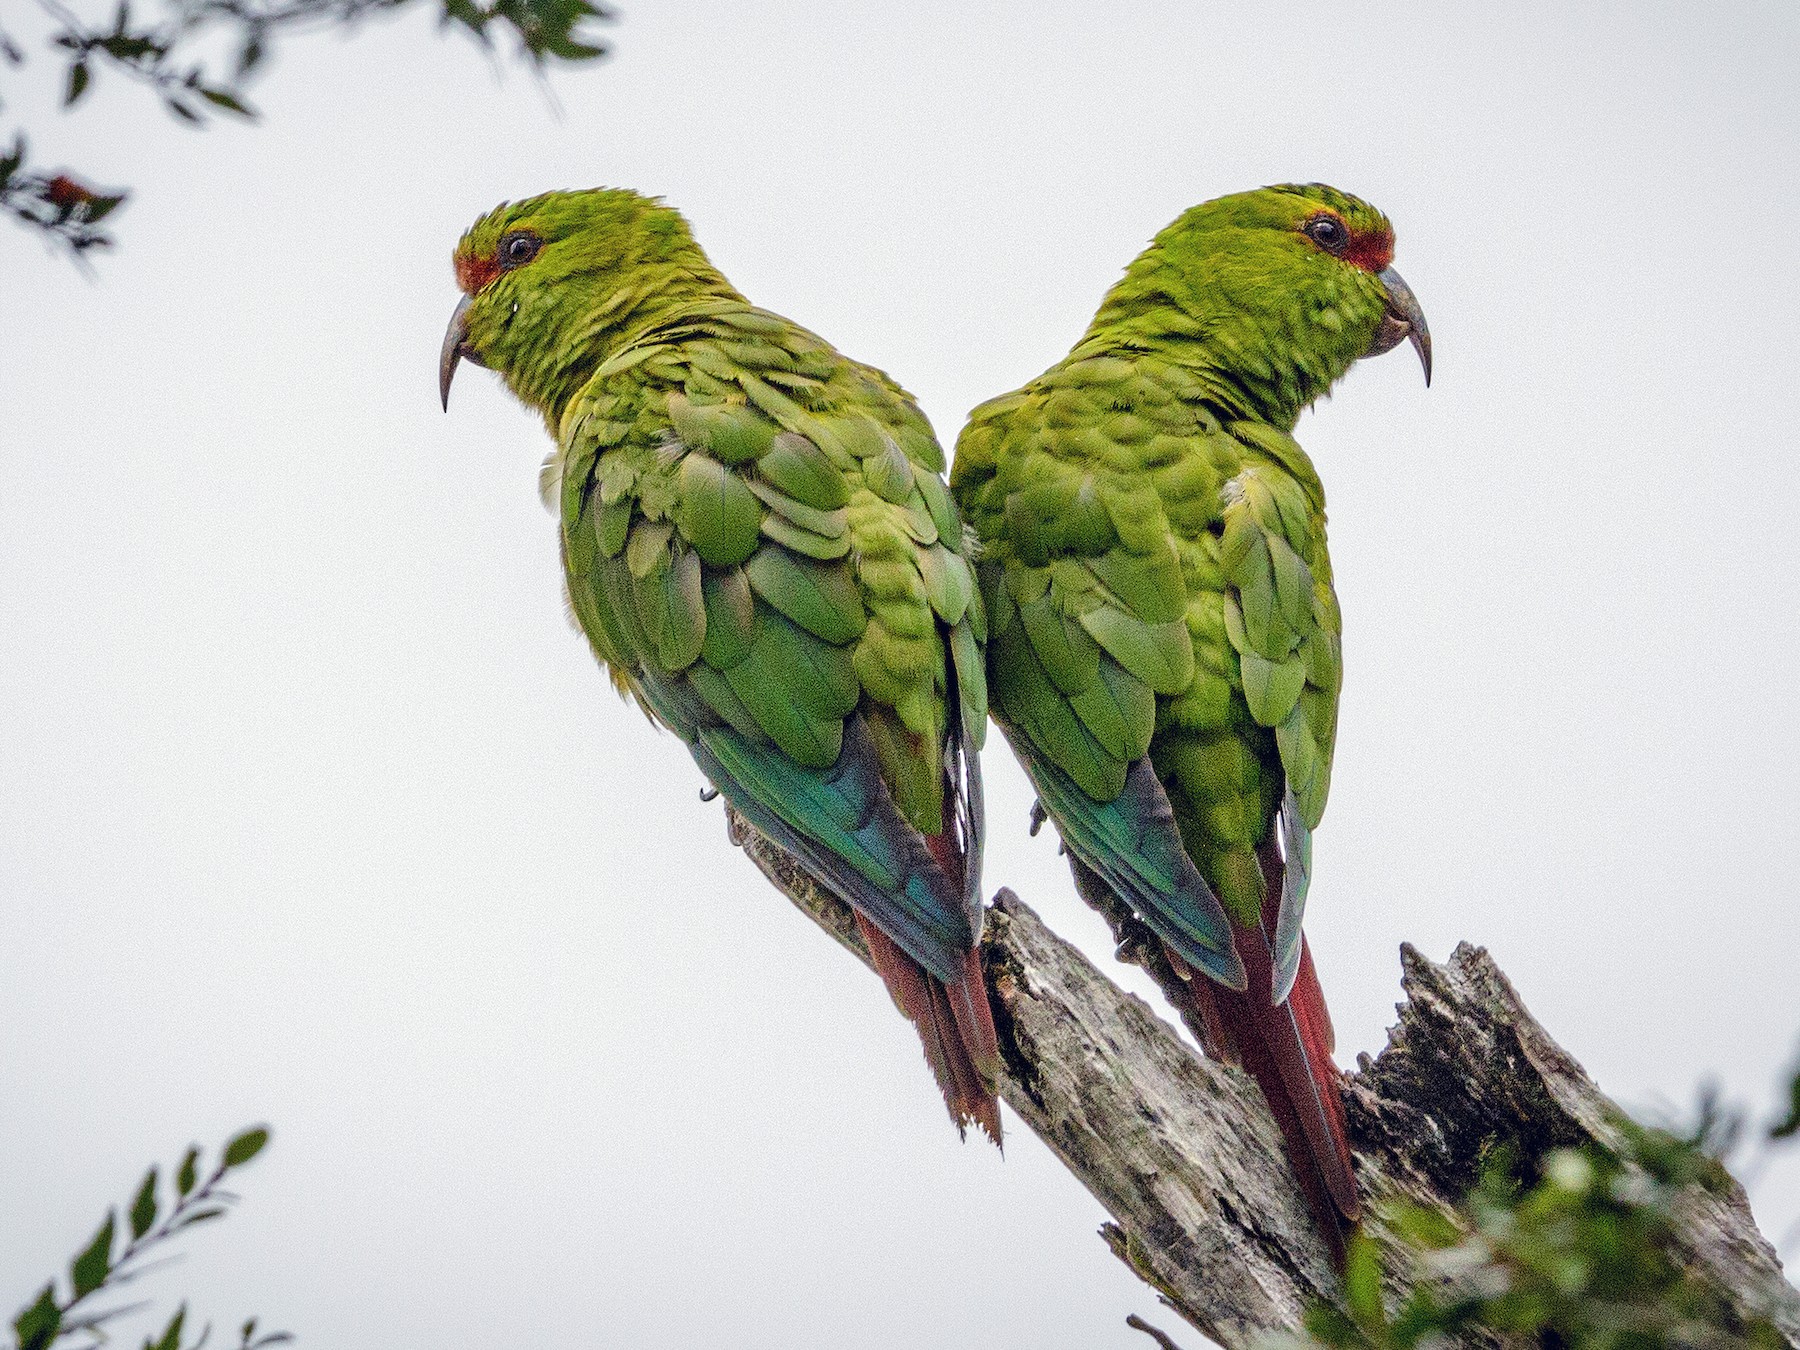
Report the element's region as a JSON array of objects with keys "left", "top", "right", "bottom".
[{"left": 4, "top": 2, "right": 1799, "bottom": 1346}]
